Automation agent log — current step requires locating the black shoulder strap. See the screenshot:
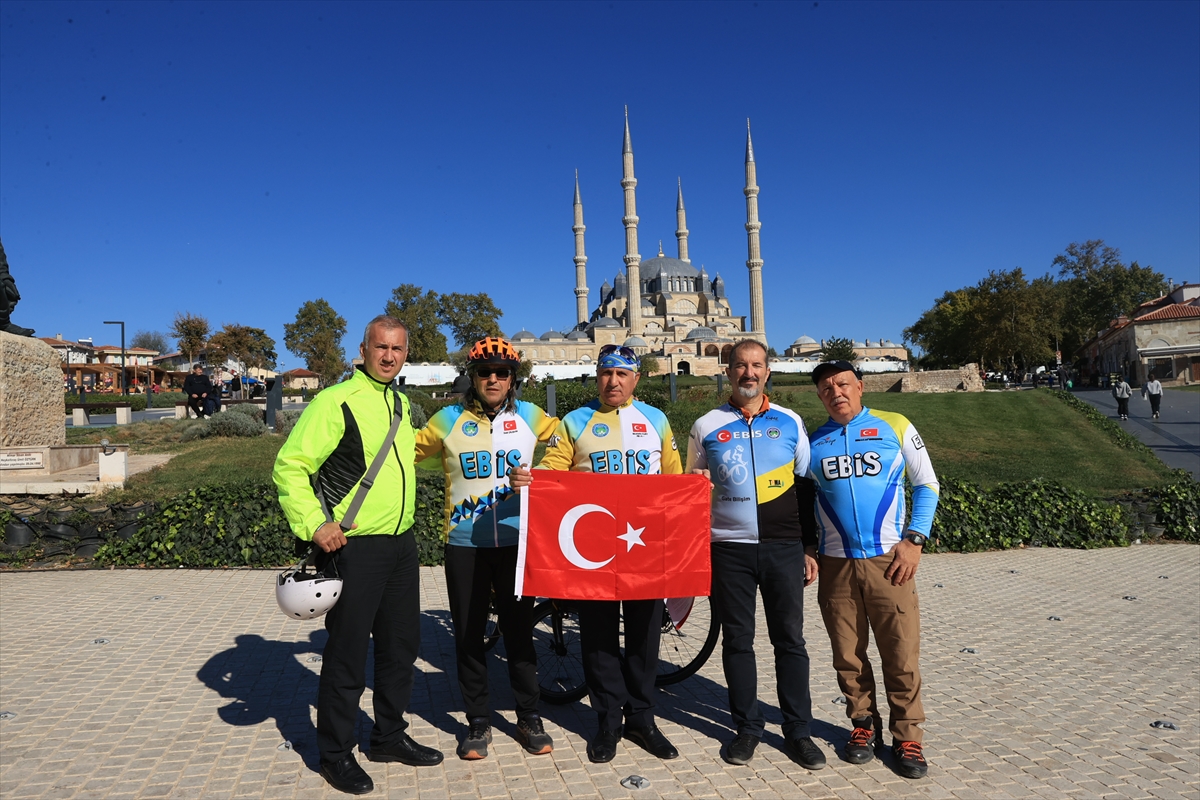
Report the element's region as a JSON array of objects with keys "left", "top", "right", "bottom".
[{"left": 337, "top": 382, "right": 405, "bottom": 532}]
